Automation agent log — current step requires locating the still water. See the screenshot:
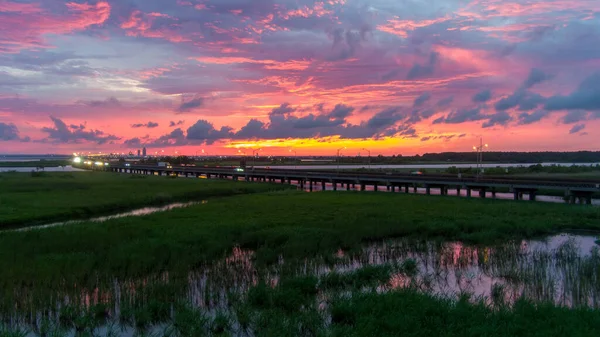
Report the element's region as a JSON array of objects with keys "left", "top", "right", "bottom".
[
  {"left": 12, "top": 201, "right": 206, "bottom": 232},
  {"left": 5, "top": 234, "right": 600, "bottom": 336}
]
